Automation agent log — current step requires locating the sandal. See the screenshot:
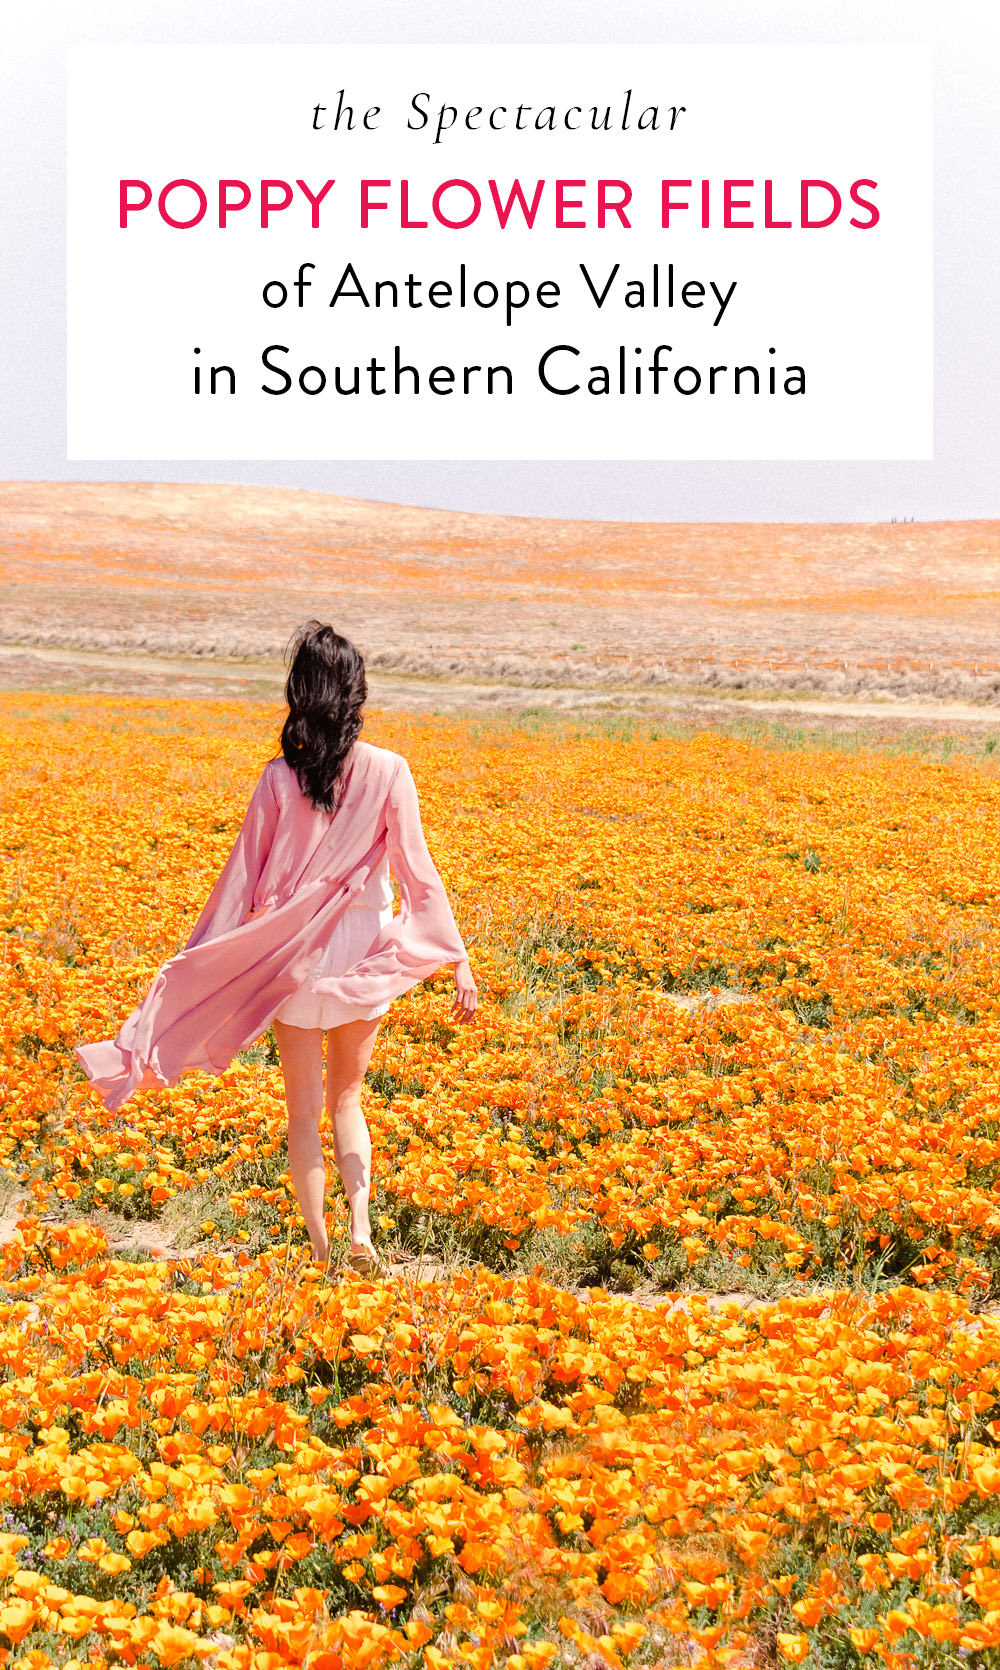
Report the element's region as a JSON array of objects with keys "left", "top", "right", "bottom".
[{"left": 346, "top": 1245, "right": 389, "bottom": 1277}]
